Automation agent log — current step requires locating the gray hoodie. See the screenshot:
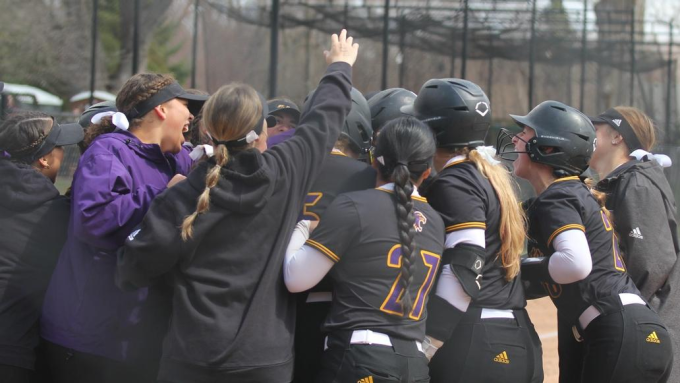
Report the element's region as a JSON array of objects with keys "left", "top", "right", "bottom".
[{"left": 597, "top": 159, "right": 680, "bottom": 380}]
